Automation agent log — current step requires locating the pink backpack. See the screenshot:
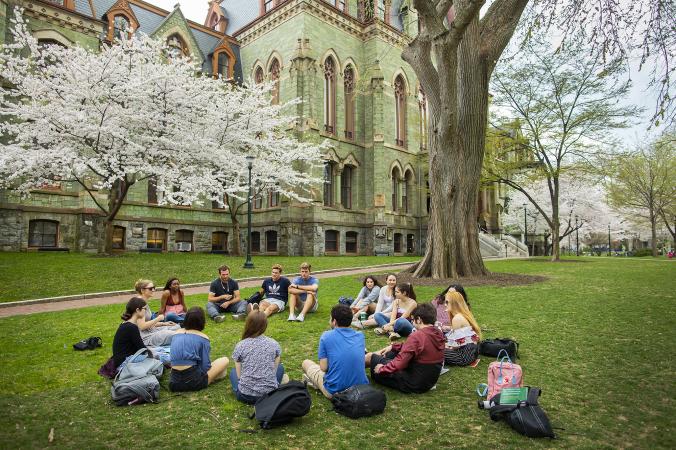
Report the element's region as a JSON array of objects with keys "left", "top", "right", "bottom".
[{"left": 478, "top": 350, "right": 523, "bottom": 400}]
